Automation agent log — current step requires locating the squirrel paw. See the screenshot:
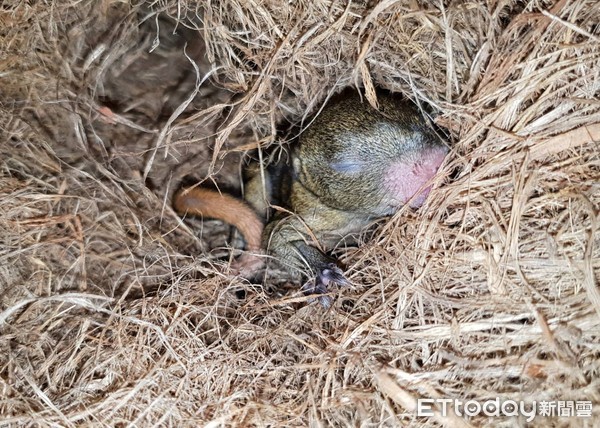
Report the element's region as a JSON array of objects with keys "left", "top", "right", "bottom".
[
  {"left": 302, "top": 263, "right": 350, "bottom": 308},
  {"left": 230, "top": 253, "right": 265, "bottom": 279}
]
